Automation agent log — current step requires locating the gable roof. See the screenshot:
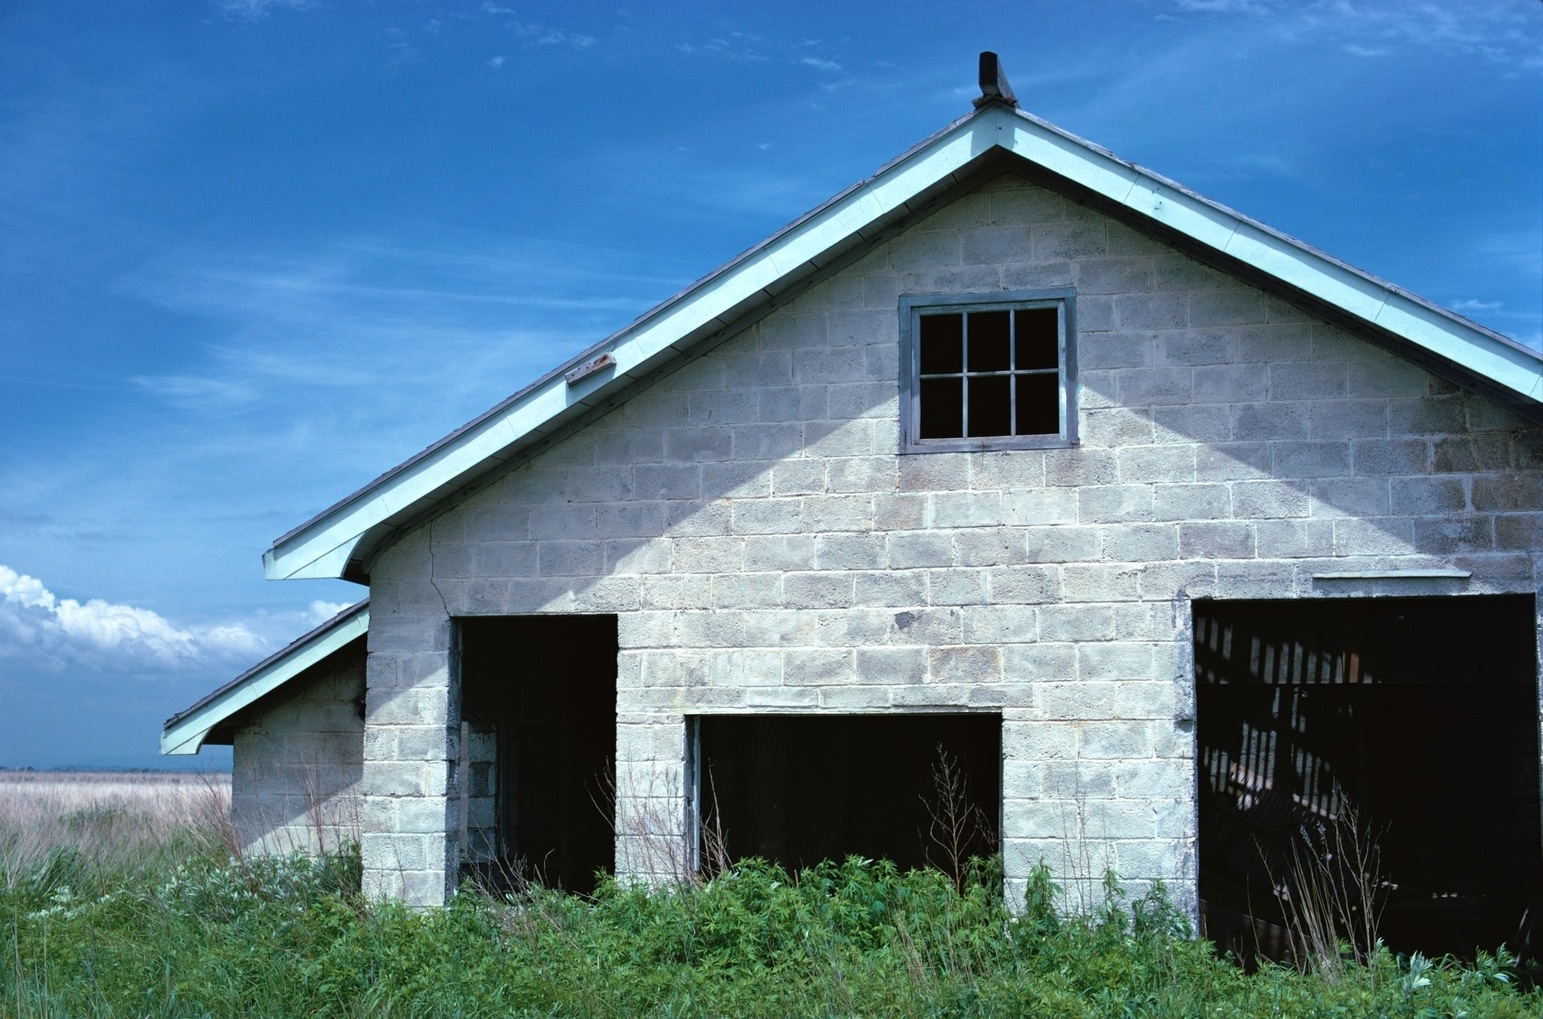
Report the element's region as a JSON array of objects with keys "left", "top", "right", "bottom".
[
  {"left": 161, "top": 600, "right": 368, "bottom": 755},
  {"left": 263, "top": 101, "right": 1543, "bottom": 586}
]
